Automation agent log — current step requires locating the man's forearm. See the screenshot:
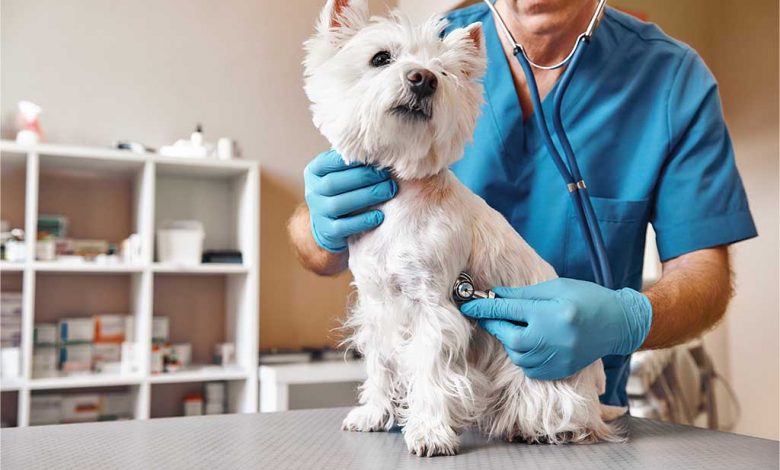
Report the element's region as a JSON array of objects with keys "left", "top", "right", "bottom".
[
  {"left": 641, "top": 246, "right": 732, "bottom": 349},
  {"left": 288, "top": 203, "right": 349, "bottom": 276}
]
